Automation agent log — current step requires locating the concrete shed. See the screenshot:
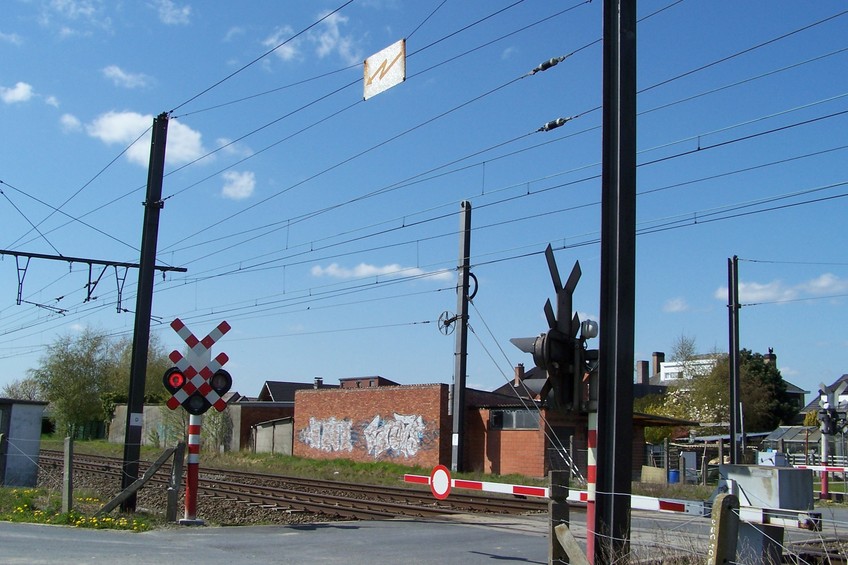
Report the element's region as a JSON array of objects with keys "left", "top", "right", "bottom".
[{"left": 251, "top": 417, "right": 293, "bottom": 455}]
